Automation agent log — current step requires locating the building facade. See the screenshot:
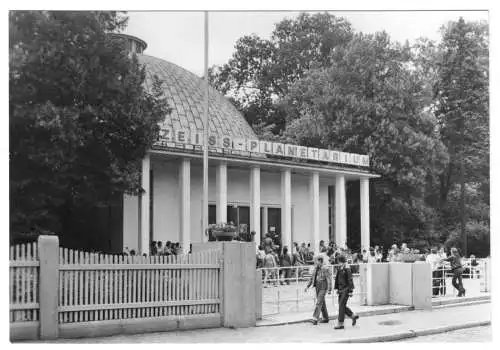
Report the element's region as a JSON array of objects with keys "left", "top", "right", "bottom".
[{"left": 118, "top": 34, "right": 379, "bottom": 255}]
